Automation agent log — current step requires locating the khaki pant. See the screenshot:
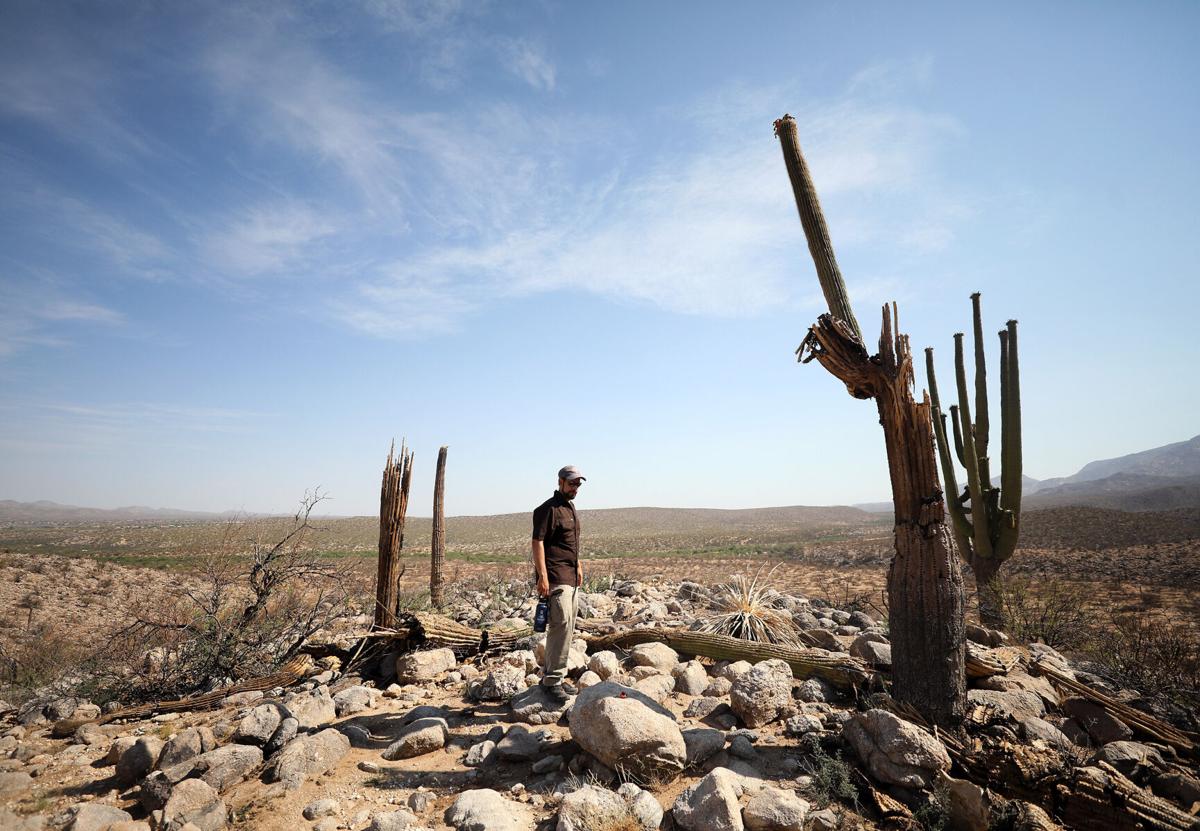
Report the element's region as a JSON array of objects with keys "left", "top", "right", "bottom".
[{"left": 541, "top": 584, "right": 579, "bottom": 687}]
